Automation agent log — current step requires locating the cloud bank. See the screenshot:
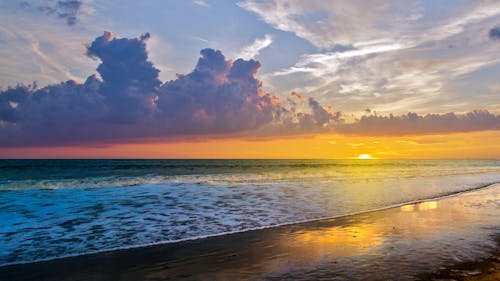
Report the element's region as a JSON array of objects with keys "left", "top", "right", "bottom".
[
  {"left": 0, "top": 32, "right": 498, "bottom": 146},
  {"left": 337, "top": 111, "right": 500, "bottom": 136}
]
